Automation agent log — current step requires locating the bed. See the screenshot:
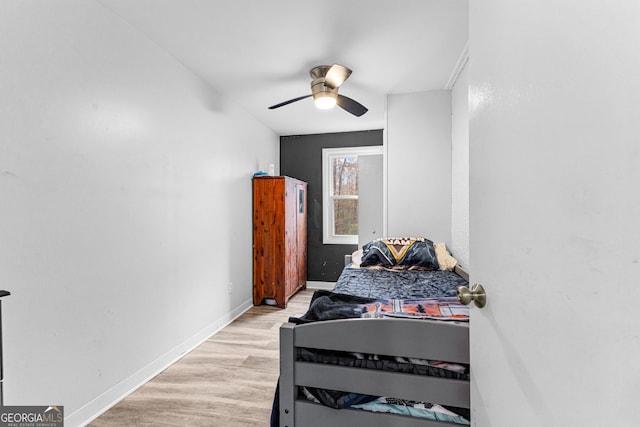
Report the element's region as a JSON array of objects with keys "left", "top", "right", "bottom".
[{"left": 273, "top": 237, "right": 471, "bottom": 427}]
